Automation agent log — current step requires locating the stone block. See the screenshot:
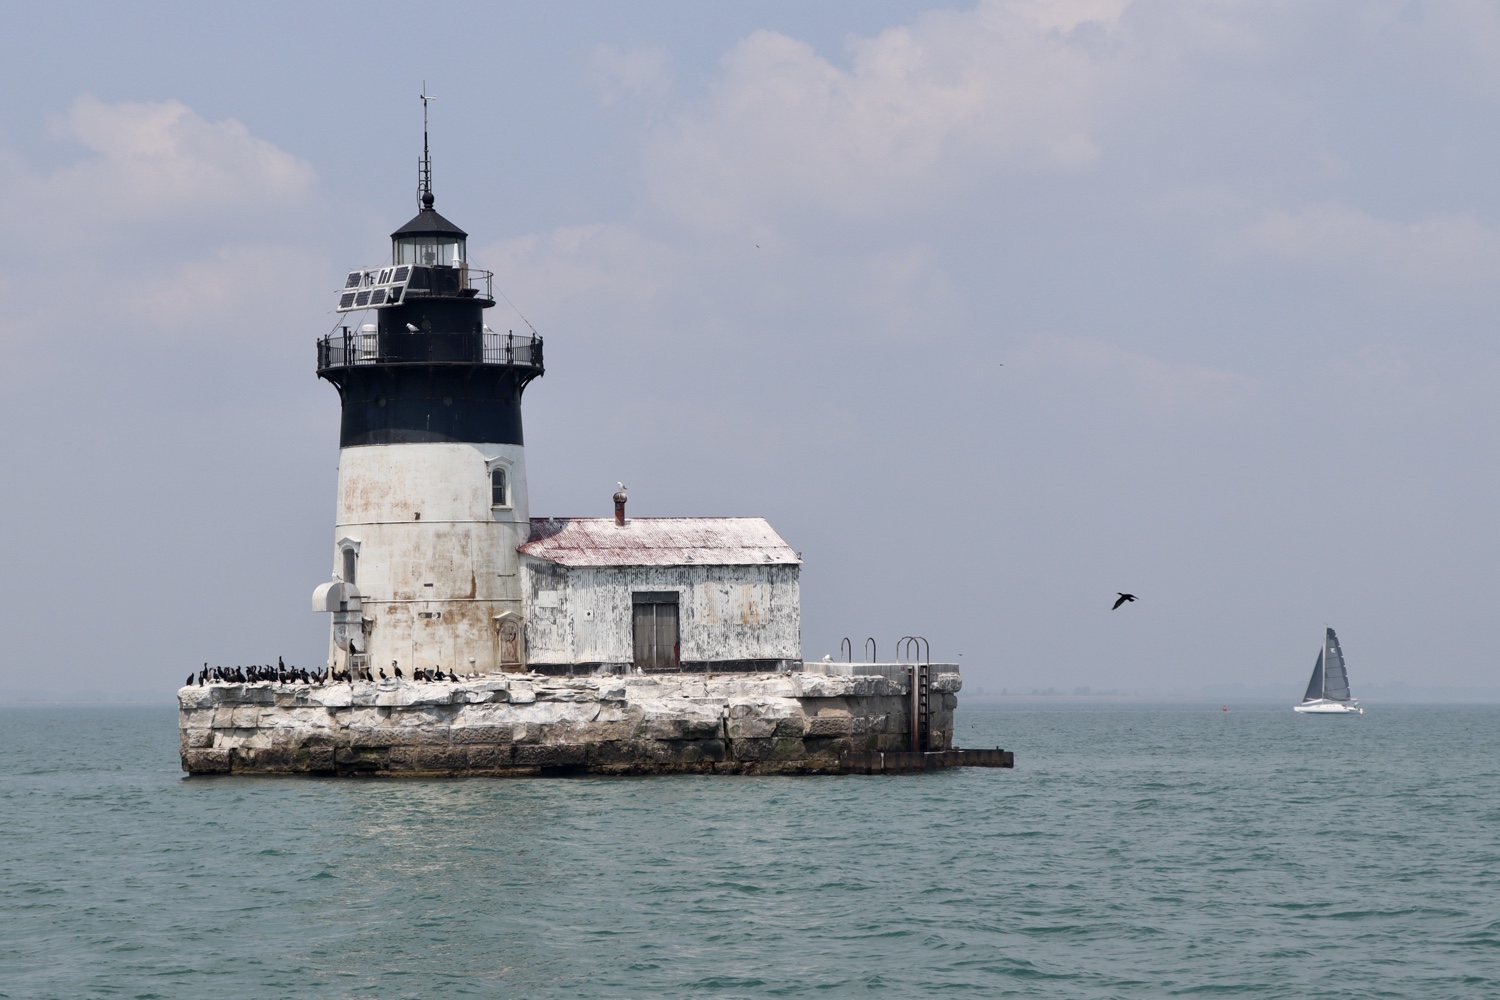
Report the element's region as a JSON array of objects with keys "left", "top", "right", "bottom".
[
  {"left": 771, "top": 737, "right": 807, "bottom": 761},
  {"left": 347, "top": 728, "right": 393, "bottom": 748},
  {"left": 308, "top": 747, "right": 336, "bottom": 774},
  {"left": 389, "top": 726, "right": 453, "bottom": 747},
  {"left": 184, "top": 748, "right": 231, "bottom": 773},
  {"left": 416, "top": 747, "right": 466, "bottom": 771},
  {"left": 387, "top": 747, "right": 422, "bottom": 770},
  {"left": 535, "top": 685, "right": 594, "bottom": 702},
  {"left": 508, "top": 684, "right": 536, "bottom": 704},
  {"left": 449, "top": 726, "right": 513, "bottom": 745},
  {"left": 669, "top": 739, "right": 727, "bottom": 764},
  {"left": 574, "top": 719, "right": 639, "bottom": 743},
  {"left": 387, "top": 746, "right": 462, "bottom": 773},
  {"left": 805, "top": 713, "right": 854, "bottom": 737},
  {"left": 465, "top": 744, "right": 512, "bottom": 769},
  {"left": 335, "top": 747, "right": 389, "bottom": 770},
  {"left": 725, "top": 714, "right": 777, "bottom": 739},
  {"left": 730, "top": 737, "right": 774, "bottom": 761},
  {"left": 513, "top": 743, "right": 587, "bottom": 768},
  {"left": 641, "top": 716, "right": 689, "bottom": 740},
  {"left": 773, "top": 715, "right": 809, "bottom": 737},
  {"left": 586, "top": 740, "right": 642, "bottom": 766},
  {"left": 229, "top": 705, "right": 260, "bottom": 728},
  {"left": 801, "top": 736, "right": 848, "bottom": 761},
  {"left": 177, "top": 688, "right": 213, "bottom": 710},
  {"left": 931, "top": 672, "right": 962, "bottom": 693},
  {"left": 311, "top": 687, "right": 353, "bottom": 708},
  {"left": 185, "top": 729, "right": 214, "bottom": 749},
  {"left": 680, "top": 715, "right": 725, "bottom": 740},
  {"left": 244, "top": 746, "right": 299, "bottom": 771}
]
